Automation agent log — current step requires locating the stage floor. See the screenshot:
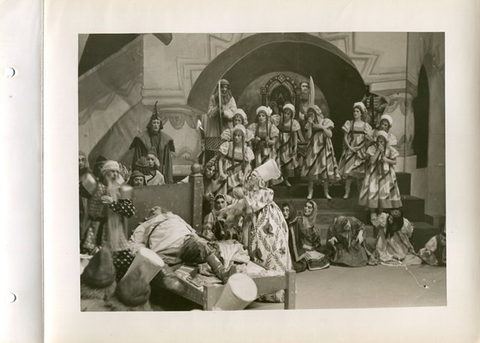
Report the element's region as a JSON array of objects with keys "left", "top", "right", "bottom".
[{"left": 151, "top": 264, "right": 447, "bottom": 311}]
